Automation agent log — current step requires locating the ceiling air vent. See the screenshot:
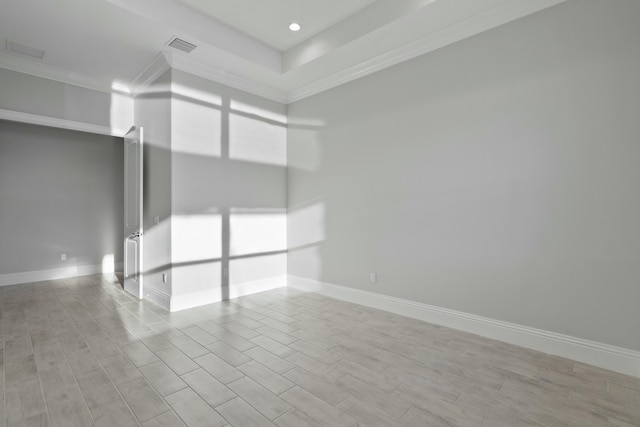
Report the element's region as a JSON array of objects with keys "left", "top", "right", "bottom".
[
  {"left": 6, "top": 40, "right": 45, "bottom": 59},
  {"left": 168, "top": 38, "right": 197, "bottom": 54}
]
